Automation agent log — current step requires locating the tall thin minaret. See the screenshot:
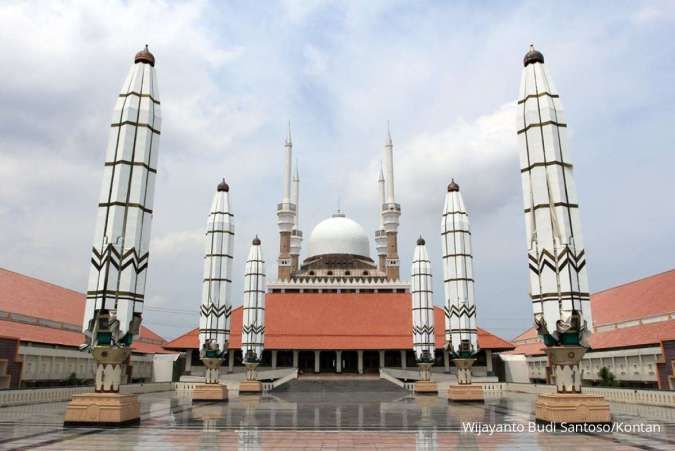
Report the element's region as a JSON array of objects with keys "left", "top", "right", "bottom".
[
  {"left": 381, "top": 123, "right": 401, "bottom": 280},
  {"left": 276, "top": 123, "right": 295, "bottom": 280},
  {"left": 241, "top": 236, "right": 266, "bottom": 365},
  {"left": 517, "top": 45, "right": 592, "bottom": 393},
  {"left": 198, "top": 179, "right": 234, "bottom": 384},
  {"left": 289, "top": 164, "right": 303, "bottom": 272},
  {"left": 81, "top": 45, "right": 161, "bottom": 394},
  {"left": 411, "top": 237, "right": 435, "bottom": 363},
  {"left": 374, "top": 163, "right": 387, "bottom": 272},
  {"left": 441, "top": 180, "right": 478, "bottom": 358}
]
